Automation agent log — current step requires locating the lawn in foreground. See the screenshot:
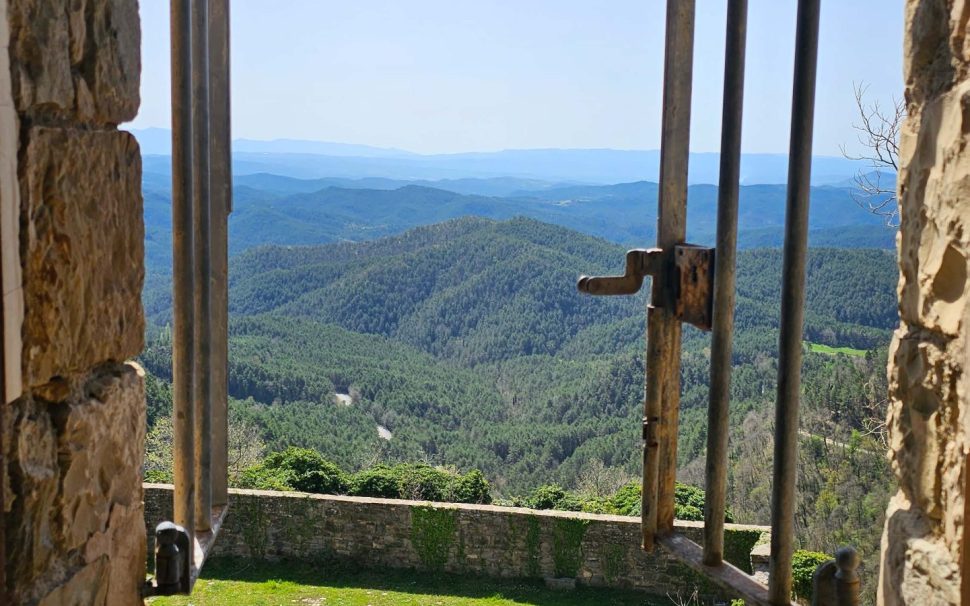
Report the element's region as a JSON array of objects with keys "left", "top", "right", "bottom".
[{"left": 148, "top": 557, "right": 670, "bottom": 606}]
